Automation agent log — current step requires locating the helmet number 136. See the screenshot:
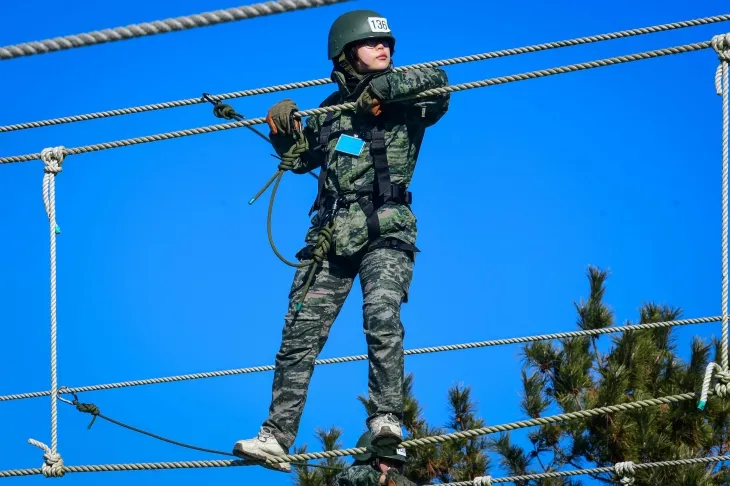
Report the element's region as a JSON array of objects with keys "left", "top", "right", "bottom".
[{"left": 368, "top": 17, "right": 391, "bottom": 33}]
